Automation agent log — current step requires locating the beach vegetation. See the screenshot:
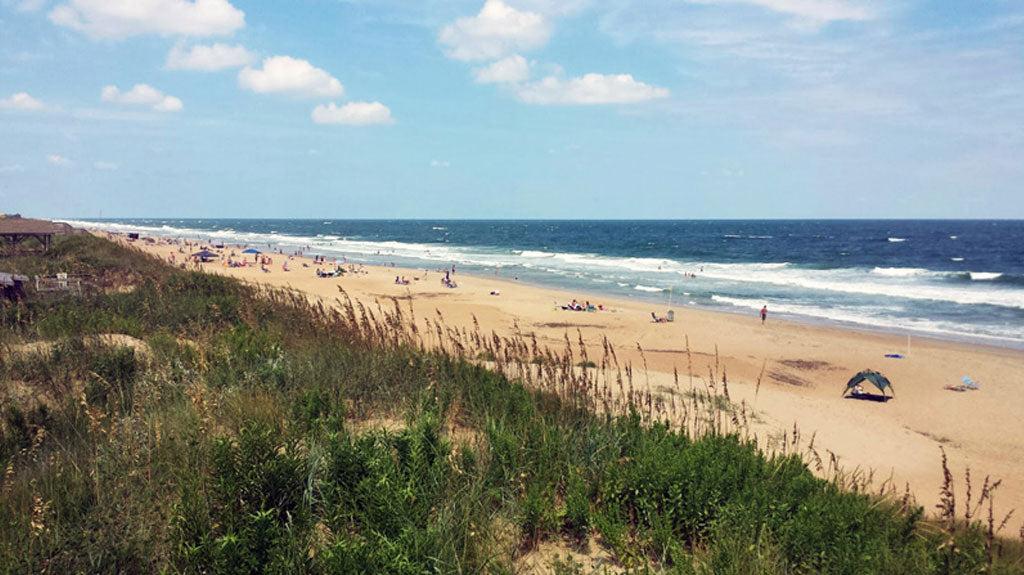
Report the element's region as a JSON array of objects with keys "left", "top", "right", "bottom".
[{"left": 0, "top": 235, "right": 1021, "bottom": 573}]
